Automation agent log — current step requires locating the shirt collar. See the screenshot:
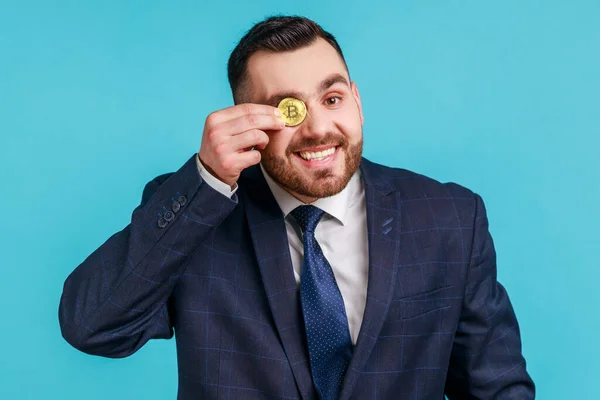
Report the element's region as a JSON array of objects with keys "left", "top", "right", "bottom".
[{"left": 259, "top": 164, "right": 361, "bottom": 226}]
